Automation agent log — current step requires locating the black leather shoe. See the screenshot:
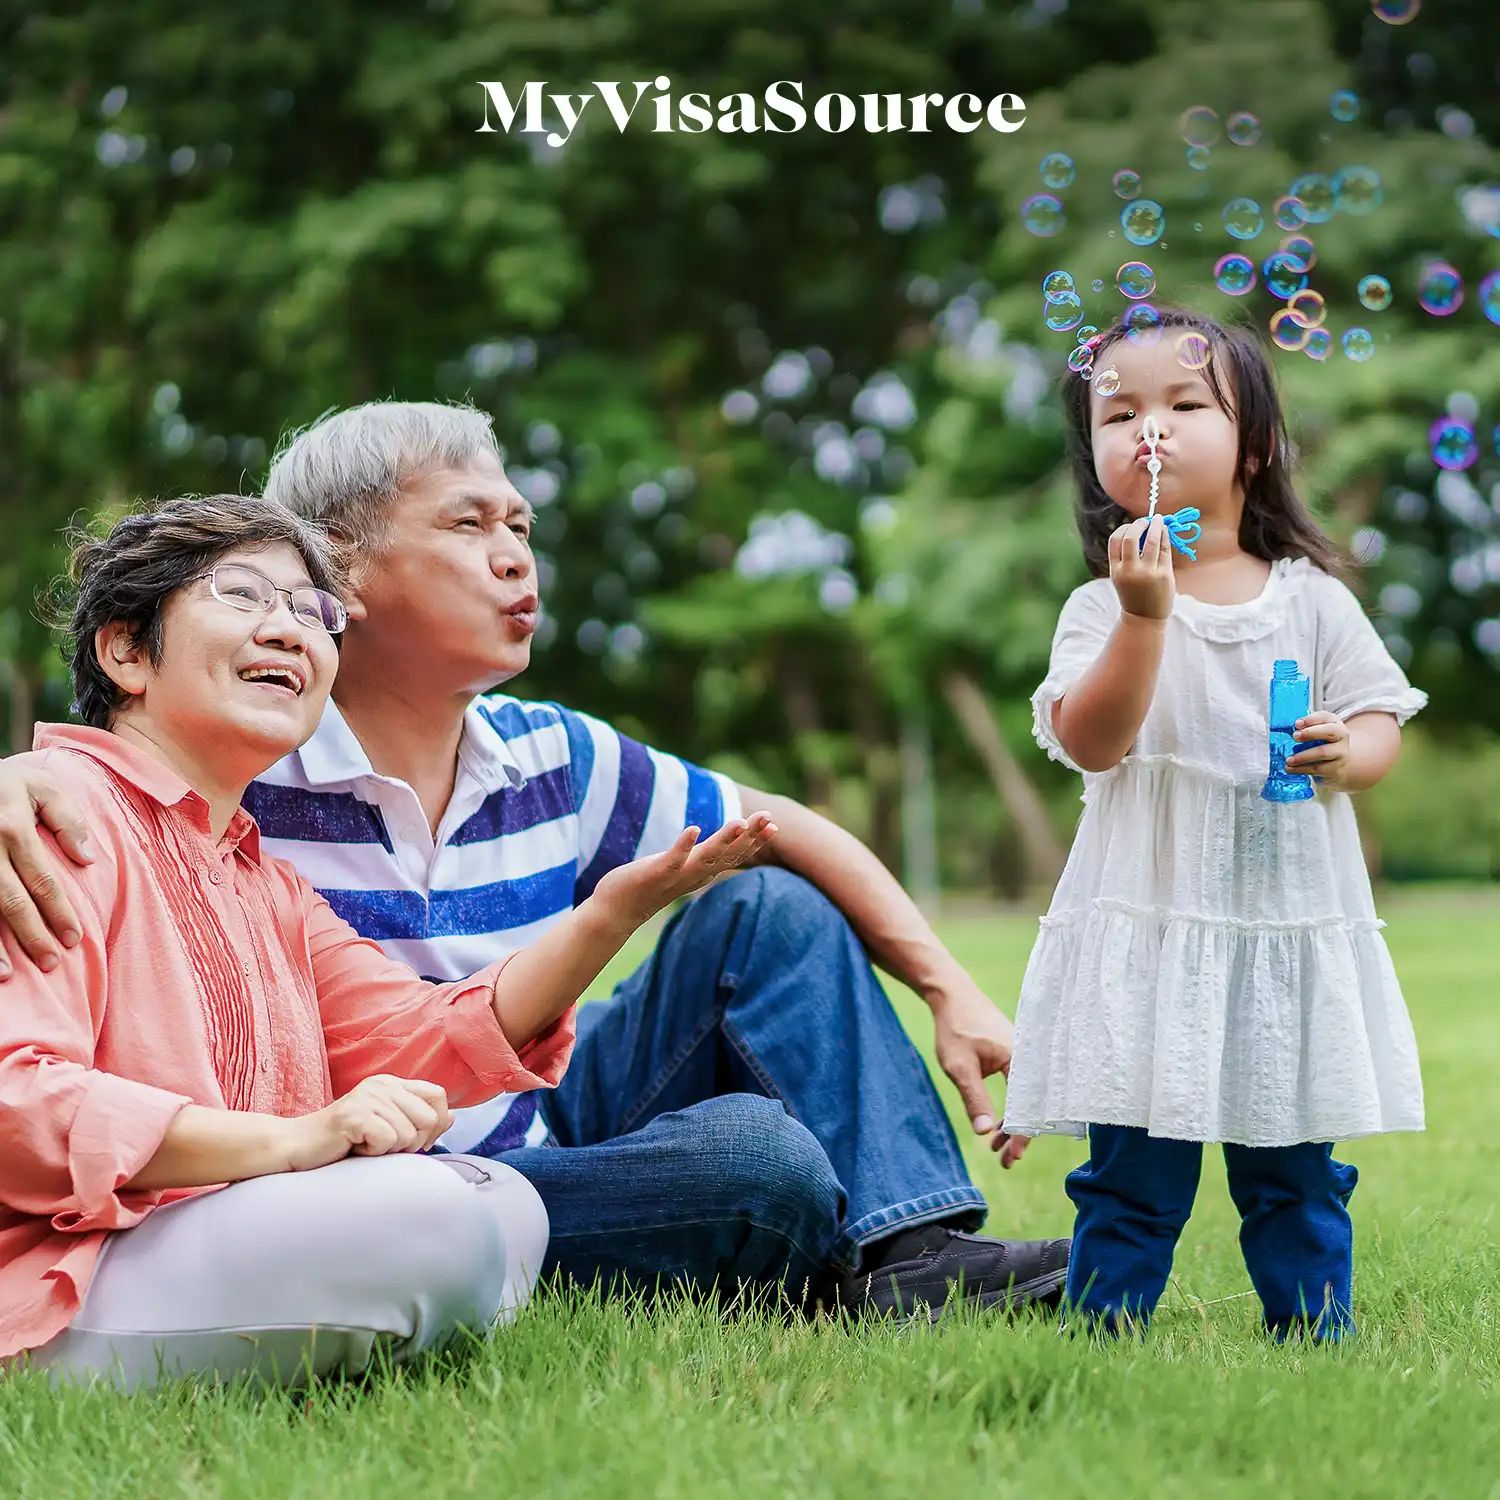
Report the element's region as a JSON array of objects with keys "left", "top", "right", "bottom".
[{"left": 836, "top": 1225, "right": 1070, "bottom": 1323}]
